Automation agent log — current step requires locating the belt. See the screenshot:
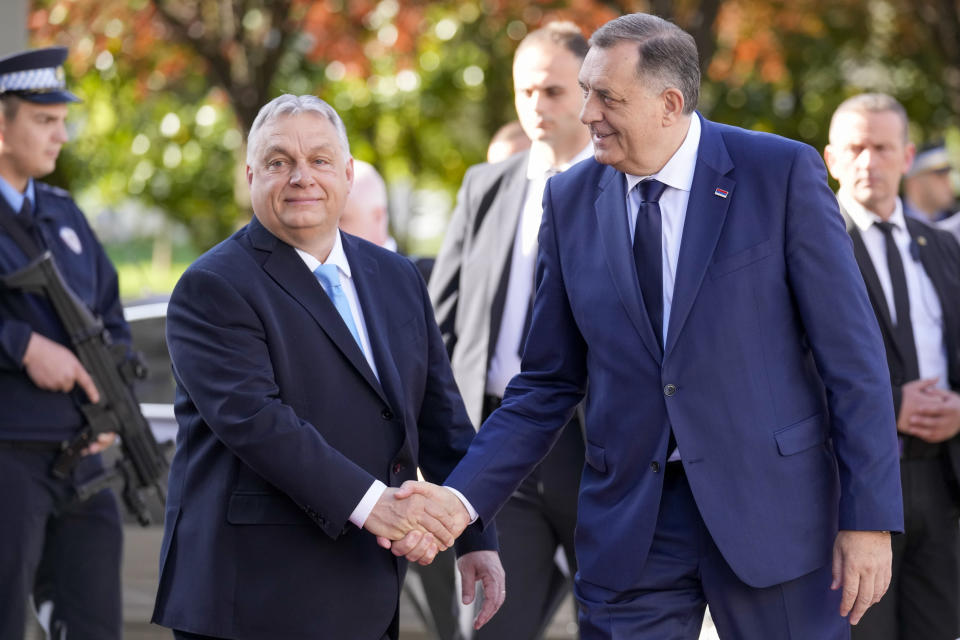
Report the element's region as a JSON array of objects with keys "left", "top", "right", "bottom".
[{"left": 0, "top": 440, "right": 66, "bottom": 452}]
